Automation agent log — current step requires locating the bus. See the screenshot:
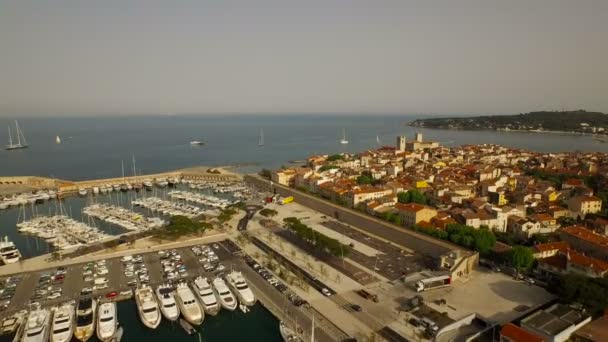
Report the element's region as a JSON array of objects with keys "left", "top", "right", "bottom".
[{"left": 415, "top": 275, "right": 451, "bottom": 292}]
